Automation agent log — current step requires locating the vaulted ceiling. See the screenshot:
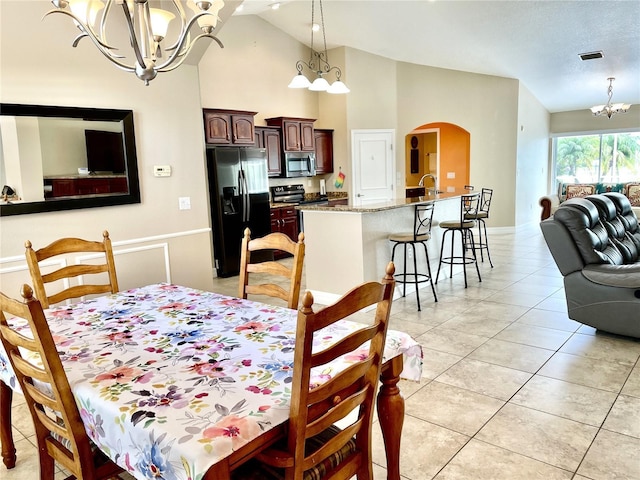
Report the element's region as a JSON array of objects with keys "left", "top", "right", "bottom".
[{"left": 234, "top": 0, "right": 640, "bottom": 114}]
